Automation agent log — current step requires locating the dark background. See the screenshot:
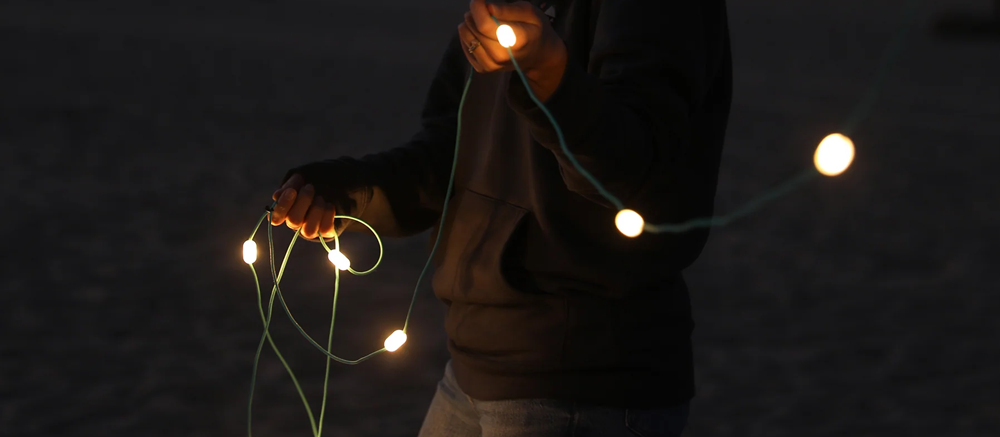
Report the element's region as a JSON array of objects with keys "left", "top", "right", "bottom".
[{"left": 1, "top": 0, "right": 998, "bottom": 436}]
